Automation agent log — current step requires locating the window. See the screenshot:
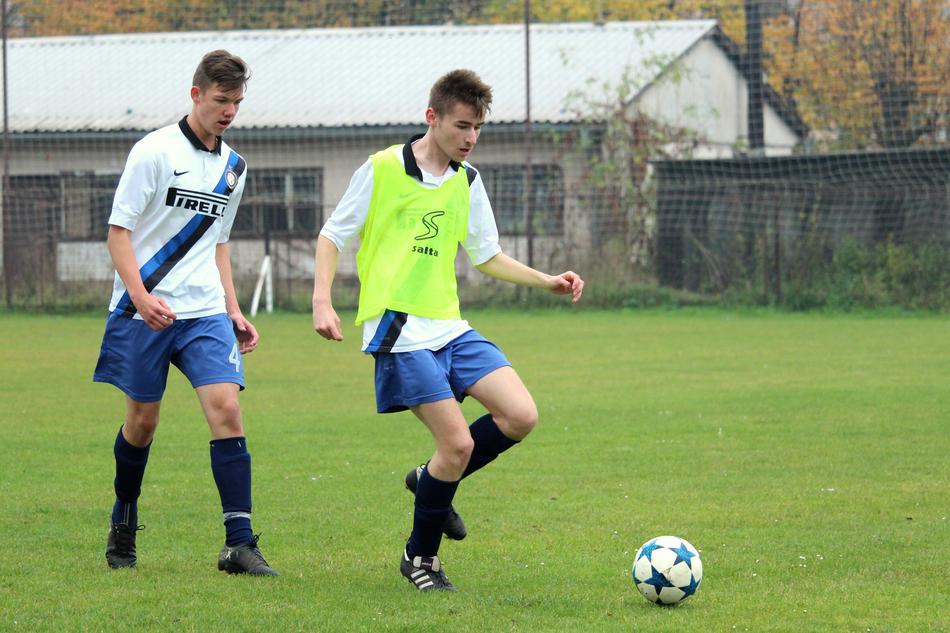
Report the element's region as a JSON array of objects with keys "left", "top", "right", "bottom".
[
  {"left": 233, "top": 169, "right": 323, "bottom": 236},
  {"left": 7, "top": 175, "right": 61, "bottom": 236},
  {"left": 60, "top": 172, "right": 121, "bottom": 238},
  {"left": 478, "top": 165, "right": 564, "bottom": 236}
]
